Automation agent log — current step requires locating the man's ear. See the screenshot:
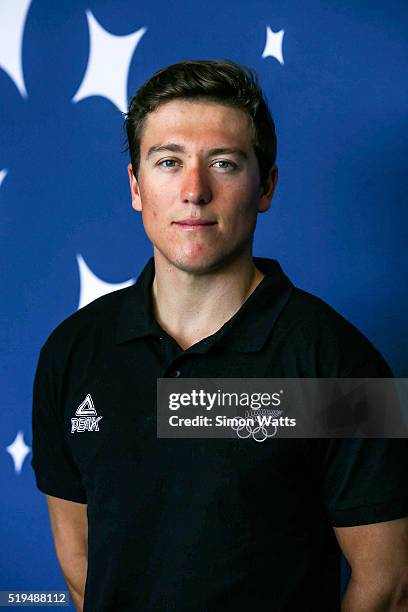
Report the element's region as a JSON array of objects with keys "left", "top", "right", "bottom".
[
  {"left": 258, "top": 165, "right": 278, "bottom": 213},
  {"left": 127, "top": 163, "right": 142, "bottom": 212}
]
